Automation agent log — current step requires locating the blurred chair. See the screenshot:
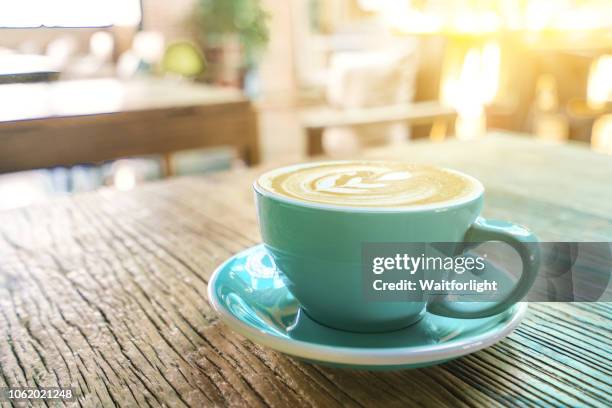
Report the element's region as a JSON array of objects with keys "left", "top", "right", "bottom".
[
  {"left": 302, "top": 102, "right": 456, "bottom": 156},
  {"left": 301, "top": 45, "right": 456, "bottom": 156}
]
